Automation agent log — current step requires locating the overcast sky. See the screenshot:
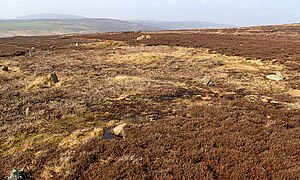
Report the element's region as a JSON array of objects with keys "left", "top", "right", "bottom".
[{"left": 0, "top": 0, "right": 299, "bottom": 26}]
